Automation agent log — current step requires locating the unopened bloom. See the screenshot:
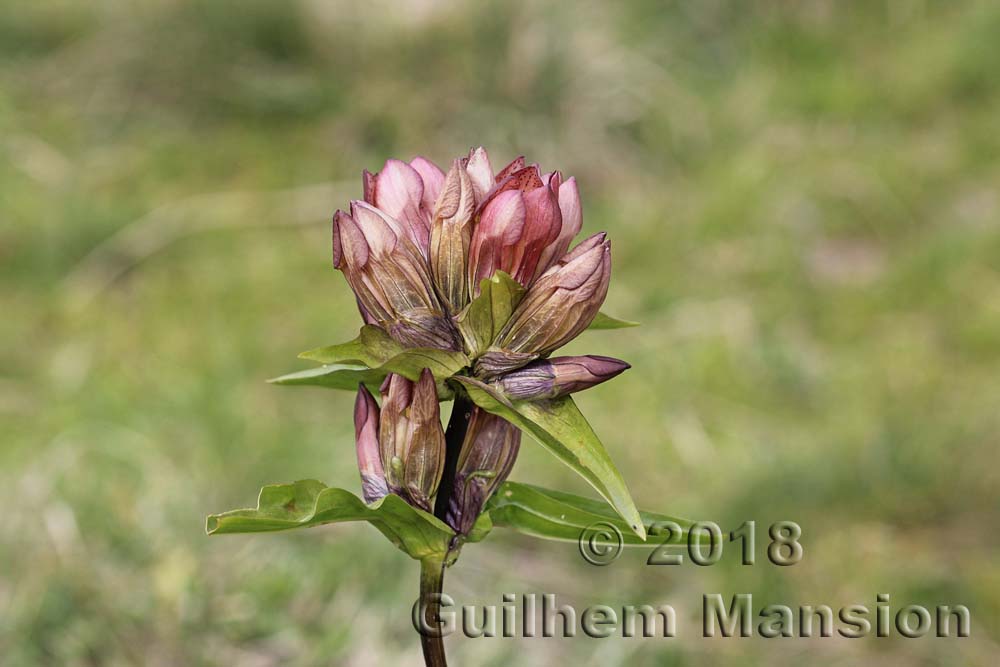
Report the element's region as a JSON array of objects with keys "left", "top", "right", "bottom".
[
  {"left": 467, "top": 162, "right": 583, "bottom": 294},
  {"left": 445, "top": 408, "right": 521, "bottom": 535},
  {"left": 476, "top": 233, "right": 611, "bottom": 377},
  {"left": 333, "top": 203, "right": 460, "bottom": 350},
  {"left": 354, "top": 384, "right": 389, "bottom": 504},
  {"left": 429, "top": 159, "right": 476, "bottom": 312},
  {"left": 363, "top": 158, "right": 444, "bottom": 253},
  {"left": 333, "top": 147, "right": 593, "bottom": 357},
  {"left": 379, "top": 369, "right": 446, "bottom": 511},
  {"left": 495, "top": 355, "right": 630, "bottom": 401}
]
